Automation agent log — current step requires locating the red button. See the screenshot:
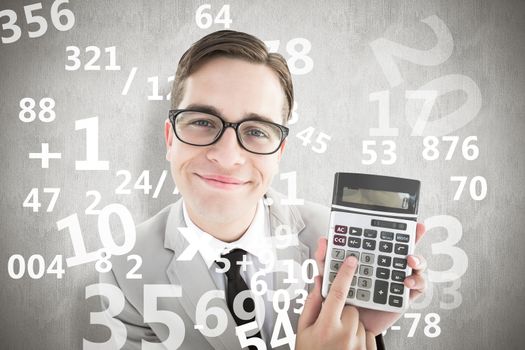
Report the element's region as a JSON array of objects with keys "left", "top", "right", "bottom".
[
  {"left": 335, "top": 225, "right": 348, "bottom": 234},
  {"left": 333, "top": 235, "right": 346, "bottom": 246}
]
